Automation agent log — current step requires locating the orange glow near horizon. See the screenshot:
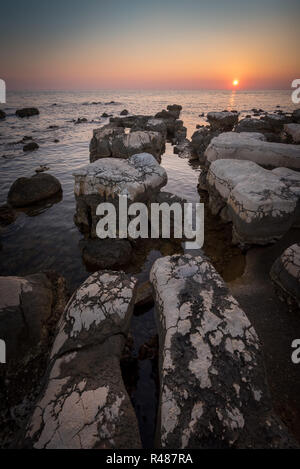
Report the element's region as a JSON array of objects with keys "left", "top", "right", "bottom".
[{"left": 233, "top": 79, "right": 239, "bottom": 87}]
